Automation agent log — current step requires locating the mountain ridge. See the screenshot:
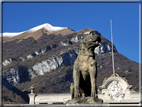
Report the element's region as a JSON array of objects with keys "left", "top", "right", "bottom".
[
  {"left": 2, "top": 24, "right": 139, "bottom": 104},
  {"left": 2, "top": 23, "right": 71, "bottom": 43}
]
